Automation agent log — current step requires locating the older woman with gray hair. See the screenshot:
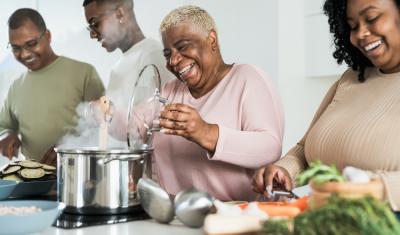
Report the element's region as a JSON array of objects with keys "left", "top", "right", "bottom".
[{"left": 152, "top": 5, "right": 284, "bottom": 201}]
